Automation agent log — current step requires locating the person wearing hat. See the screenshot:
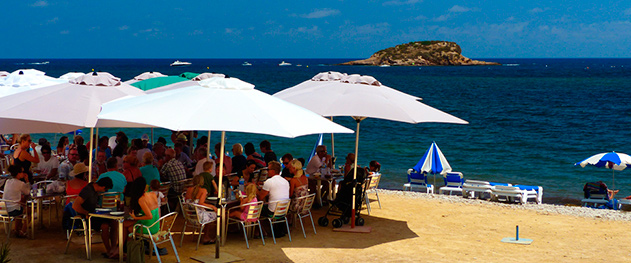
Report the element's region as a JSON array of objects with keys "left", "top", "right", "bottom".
[
  {"left": 141, "top": 133, "right": 152, "bottom": 151},
  {"left": 65, "top": 163, "right": 89, "bottom": 204}
]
